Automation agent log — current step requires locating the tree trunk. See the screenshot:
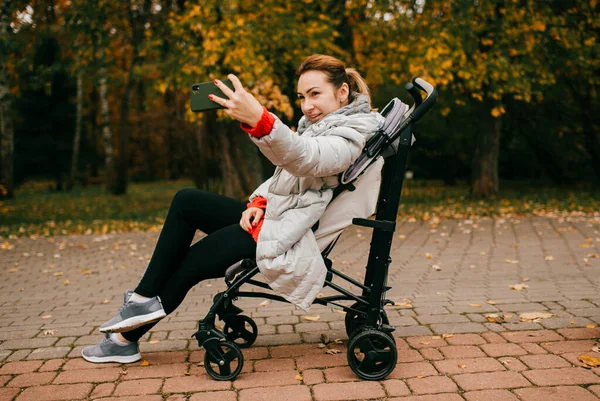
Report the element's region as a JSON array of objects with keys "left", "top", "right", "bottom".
[
  {"left": 98, "top": 65, "right": 115, "bottom": 189},
  {"left": 67, "top": 70, "right": 83, "bottom": 190},
  {"left": 89, "top": 86, "right": 99, "bottom": 179},
  {"left": 471, "top": 111, "right": 501, "bottom": 198},
  {"left": 190, "top": 114, "right": 210, "bottom": 189},
  {"left": 137, "top": 80, "right": 154, "bottom": 180},
  {"left": 112, "top": 62, "right": 135, "bottom": 195},
  {"left": 0, "top": 0, "right": 14, "bottom": 199},
  {"left": 164, "top": 89, "right": 177, "bottom": 180},
  {"left": 218, "top": 124, "right": 245, "bottom": 198}
]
